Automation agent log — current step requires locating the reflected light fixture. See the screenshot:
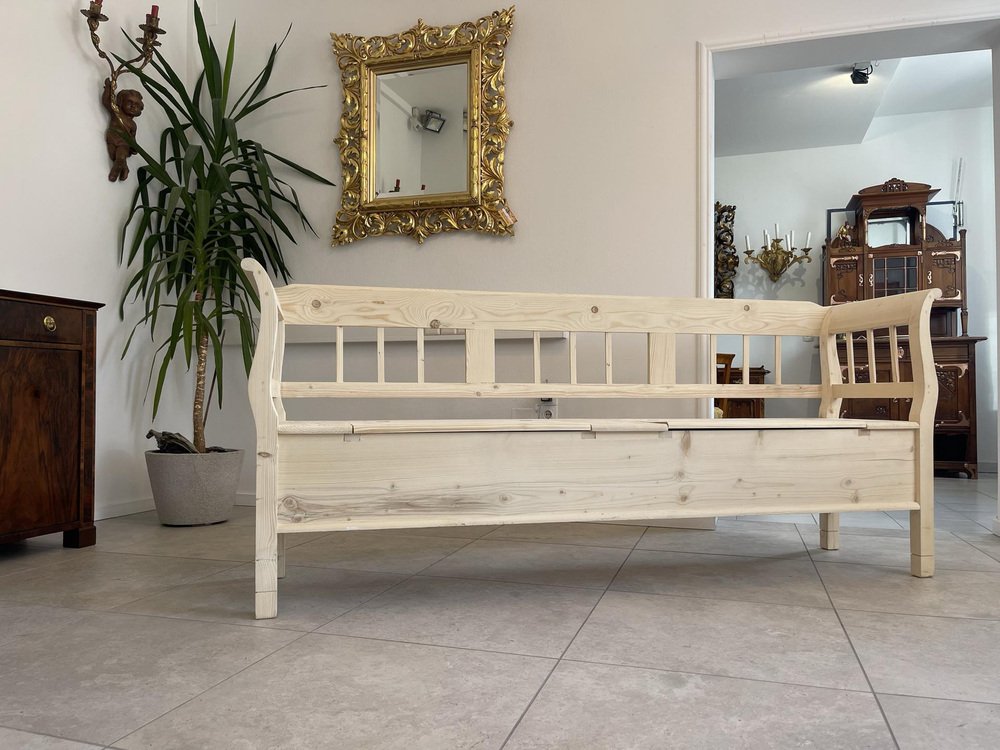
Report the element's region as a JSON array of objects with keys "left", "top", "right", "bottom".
[
  {"left": 421, "top": 110, "right": 446, "bottom": 133},
  {"left": 851, "top": 63, "right": 872, "bottom": 85}
]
